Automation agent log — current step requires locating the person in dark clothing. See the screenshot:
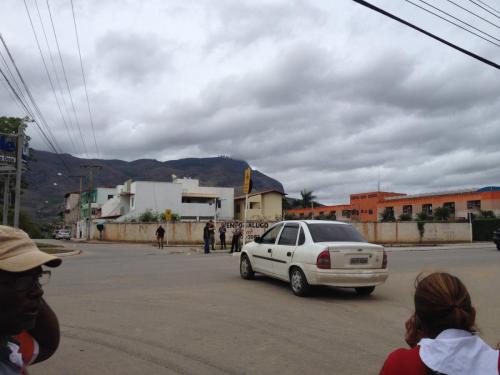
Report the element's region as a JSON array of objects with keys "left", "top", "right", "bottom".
[
  {"left": 203, "top": 223, "right": 210, "bottom": 254},
  {"left": 155, "top": 225, "right": 166, "bottom": 249},
  {"left": 219, "top": 223, "right": 226, "bottom": 250},
  {"left": 208, "top": 220, "right": 215, "bottom": 250},
  {"left": 231, "top": 225, "right": 242, "bottom": 253}
]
